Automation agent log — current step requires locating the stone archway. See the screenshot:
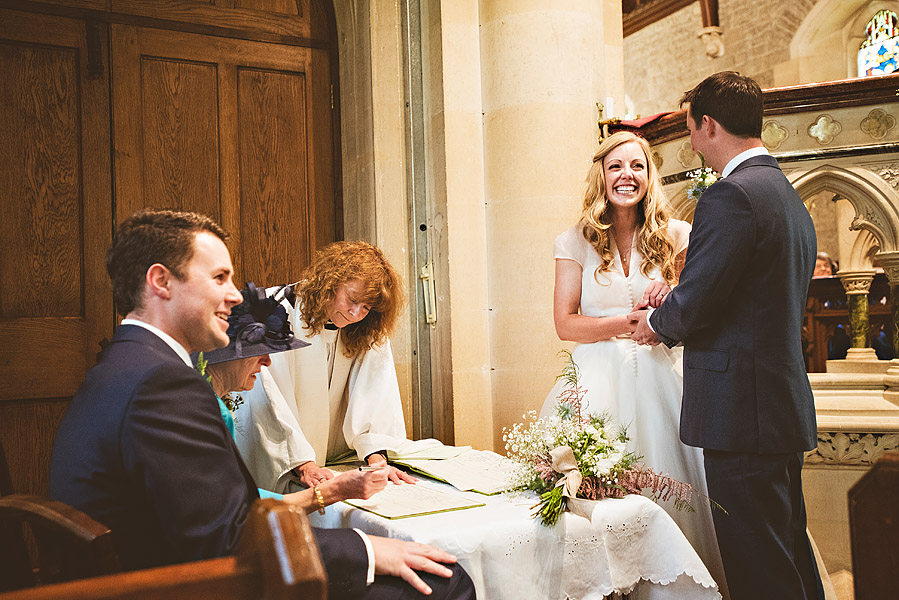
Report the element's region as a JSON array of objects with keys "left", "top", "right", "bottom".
[
  {"left": 789, "top": 163, "right": 899, "bottom": 256},
  {"left": 666, "top": 182, "right": 697, "bottom": 223},
  {"left": 847, "top": 228, "right": 881, "bottom": 272},
  {"left": 786, "top": 0, "right": 889, "bottom": 81}
]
